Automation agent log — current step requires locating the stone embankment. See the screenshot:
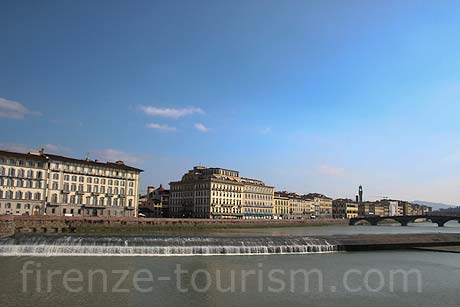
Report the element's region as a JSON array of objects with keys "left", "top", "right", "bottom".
[{"left": 0, "top": 216, "right": 348, "bottom": 237}]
